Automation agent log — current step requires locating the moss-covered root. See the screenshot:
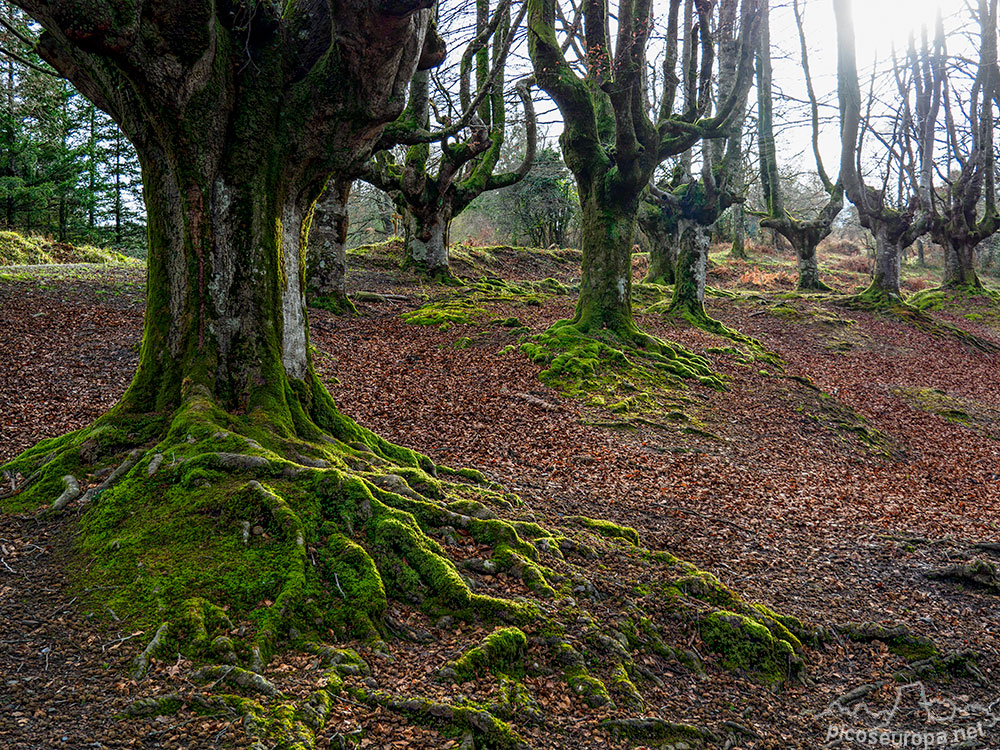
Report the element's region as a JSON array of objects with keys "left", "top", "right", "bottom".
[
  {"left": 652, "top": 297, "right": 780, "bottom": 366},
  {"left": 839, "top": 622, "right": 989, "bottom": 684},
  {"left": 839, "top": 291, "right": 1000, "bottom": 353},
  {"left": 554, "top": 640, "right": 614, "bottom": 709},
  {"left": 519, "top": 318, "right": 724, "bottom": 407},
  {"left": 602, "top": 717, "right": 718, "bottom": 749},
  {"left": 357, "top": 688, "right": 532, "bottom": 750},
  {"left": 698, "top": 610, "right": 804, "bottom": 687},
  {"left": 309, "top": 291, "right": 358, "bottom": 316},
  {"left": 439, "top": 627, "right": 528, "bottom": 683}
]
